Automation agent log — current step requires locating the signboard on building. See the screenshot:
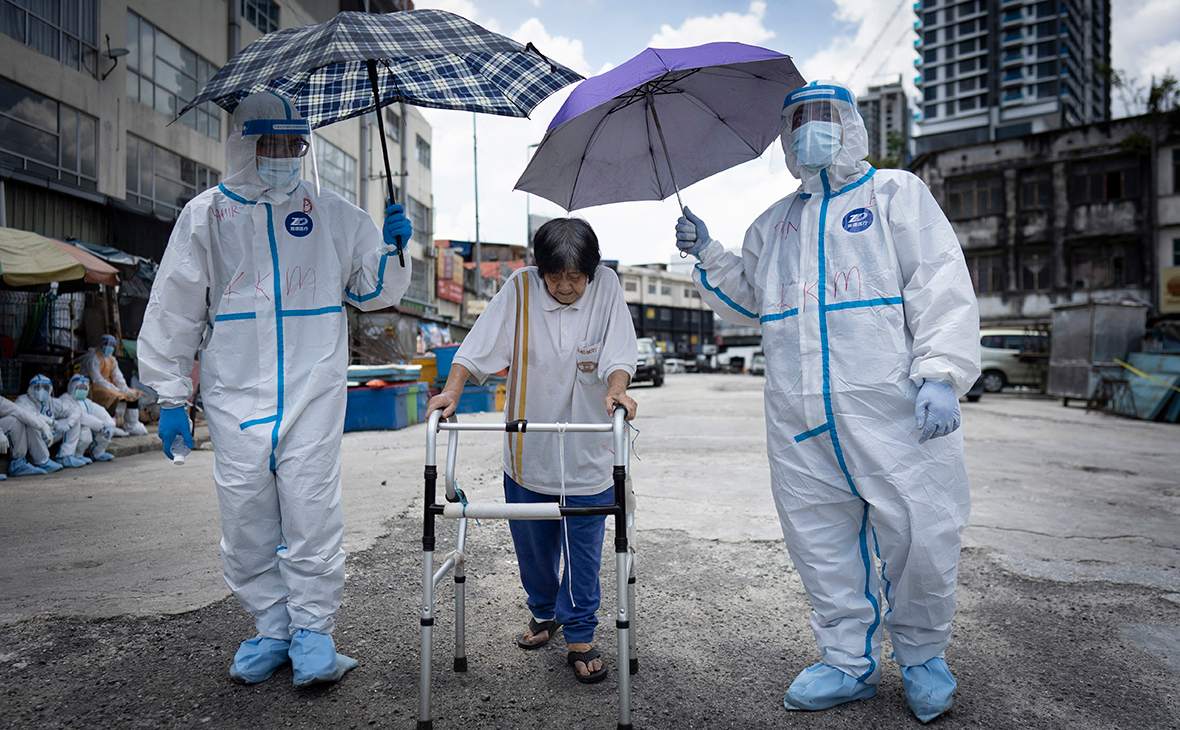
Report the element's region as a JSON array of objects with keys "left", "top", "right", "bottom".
[
  {"left": 1162, "top": 267, "right": 1180, "bottom": 314},
  {"left": 436, "top": 249, "right": 463, "bottom": 303},
  {"left": 466, "top": 299, "right": 488, "bottom": 316}
]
